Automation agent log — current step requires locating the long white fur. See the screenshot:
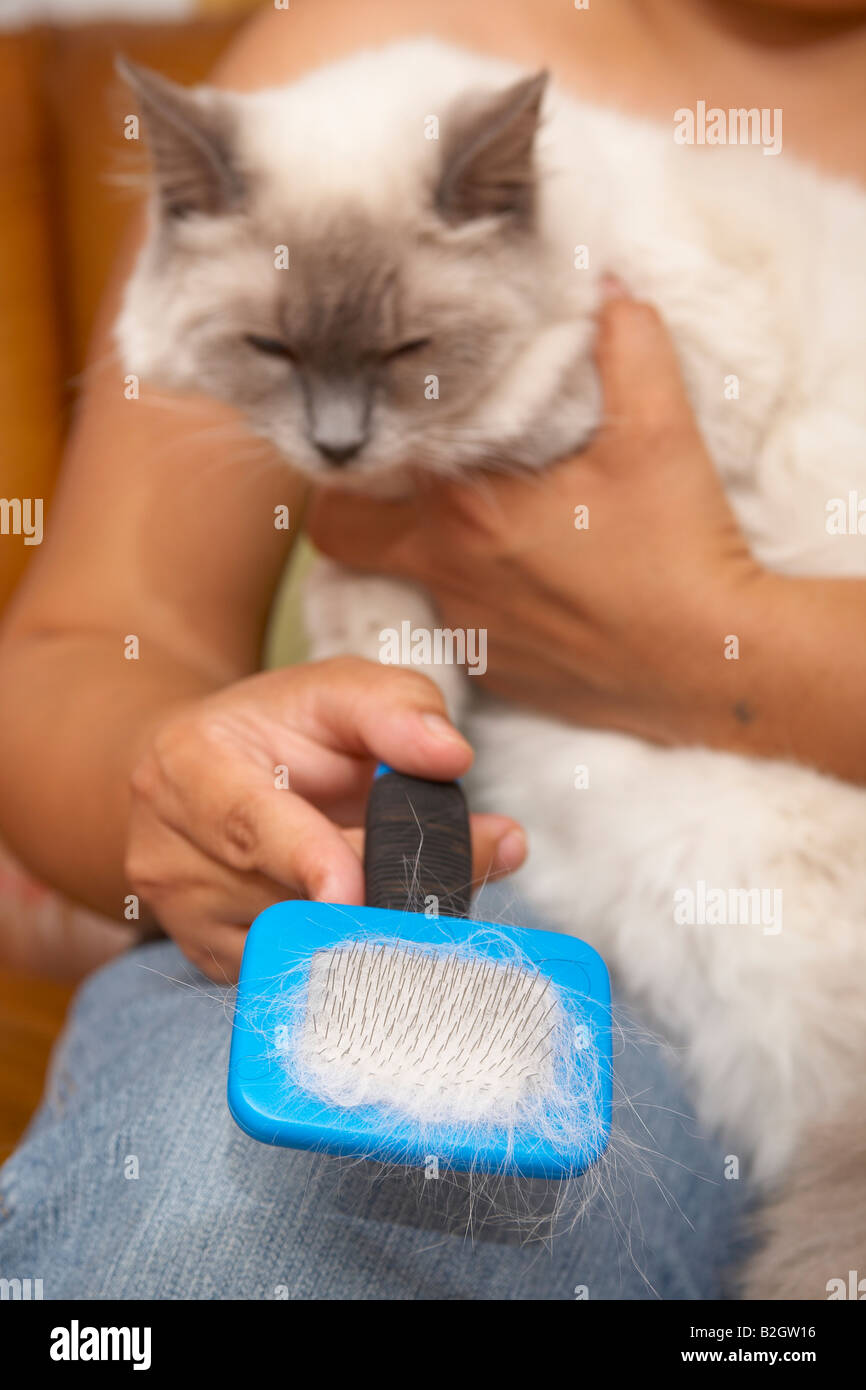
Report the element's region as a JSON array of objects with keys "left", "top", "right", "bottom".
[
  {"left": 295, "top": 41, "right": 866, "bottom": 1185},
  {"left": 301, "top": 941, "right": 558, "bottom": 1123}
]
